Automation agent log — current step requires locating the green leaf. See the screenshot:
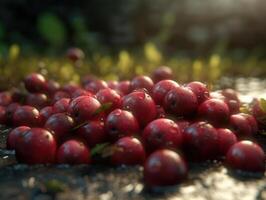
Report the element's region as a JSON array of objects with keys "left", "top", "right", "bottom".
[
  {"left": 91, "top": 143, "right": 110, "bottom": 156},
  {"left": 44, "top": 179, "right": 67, "bottom": 193},
  {"left": 259, "top": 98, "right": 266, "bottom": 113},
  {"left": 93, "top": 102, "right": 112, "bottom": 116},
  {"left": 37, "top": 13, "right": 66, "bottom": 46}
]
